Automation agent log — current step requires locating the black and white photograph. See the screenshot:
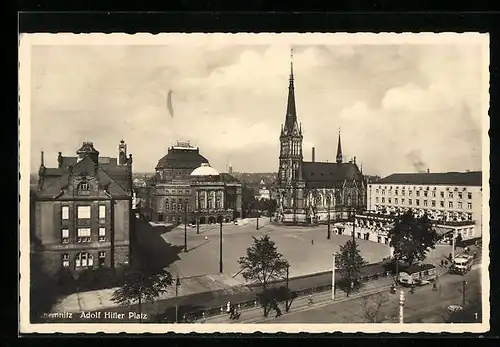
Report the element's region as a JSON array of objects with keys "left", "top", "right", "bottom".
[{"left": 19, "top": 33, "right": 490, "bottom": 334}]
